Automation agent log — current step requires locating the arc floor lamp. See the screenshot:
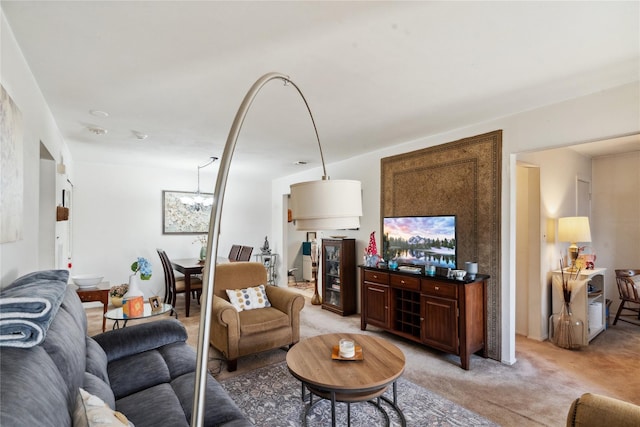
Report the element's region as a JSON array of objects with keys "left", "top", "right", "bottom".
[{"left": 192, "top": 72, "right": 363, "bottom": 426}]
